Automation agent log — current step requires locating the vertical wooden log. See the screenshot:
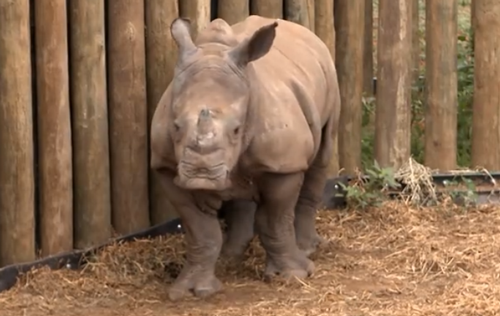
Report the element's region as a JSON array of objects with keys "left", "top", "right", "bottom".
[
  {"left": 315, "top": 0, "right": 339, "bottom": 176},
  {"left": 250, "top": 0, "right": 283, "bottom": 18},
  {"left": 107, "top": 0, "right": 150, "bottom": 235},
  {"left": 68, "top": 1, "right": 112, "bottom": 248},
  {"left": 179, "top": 0, "right": 212, "bottom": 39},
  {"left": 34, "top": 0, "right": 73, "bottom": 256},
  {"left": 374, "top": 0, "right": 412, "bottom": 169},
  {"left": 315, "top": 6, "right": 336, "bottom": 99},
  {"left": 0, "top": 0, "right": 36, "bottom": 266},
  {"left": 146, "top": 1, "right": 180, "bottom": 224},
  {"left": 470, "top": 0, "right": 476, "bottom": 53},
  {"left": 334, "top": 0, "right": 365, "bottom": 174},
  {"left": 471, "top": 0, "right": 500, "bottom": 169},
  {"left": 424, "top": 0, "right": 458, "bottom": 170},
  {"left": 218, "top": 0, "right": 249, "bottom": 25},
  {"left": 363, "top": 0, "right": 374, "bottom": 95},
  {"left": 471, "top": 0, "right": 476, "bottom": 34},
  {"left": 412, "top": 0, "right": 420, "bottom": 82},
  {"left": 285, "top": 0, "right": 312, "bottom": 29},
  {"left": 307, "top": 0, "right": 315, "bottom": 32}
]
